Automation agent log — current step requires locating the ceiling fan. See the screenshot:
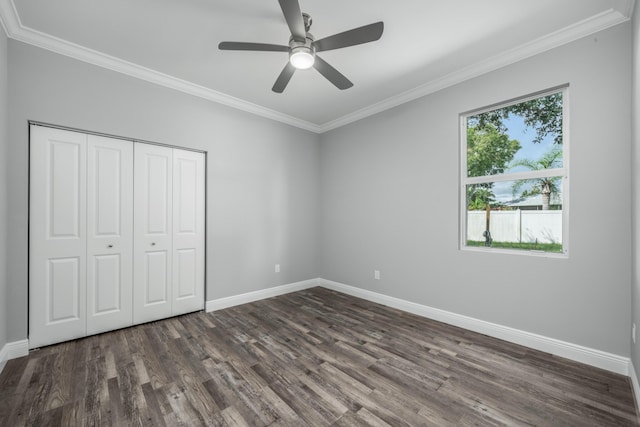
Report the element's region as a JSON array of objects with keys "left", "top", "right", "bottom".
[{"left": 218, "top": 0, "right": 384, "bottom": 93}]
